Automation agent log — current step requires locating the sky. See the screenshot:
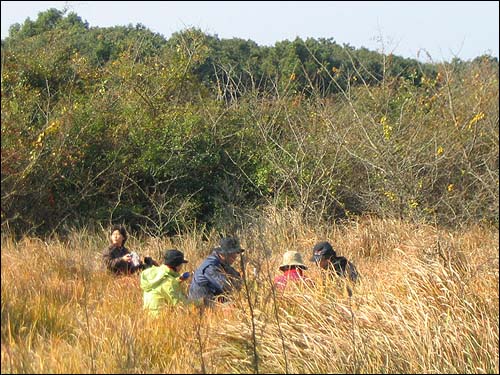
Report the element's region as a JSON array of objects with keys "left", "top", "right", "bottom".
[{"left": 1, "top": 1, "right": 499, "bottom": 62}]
